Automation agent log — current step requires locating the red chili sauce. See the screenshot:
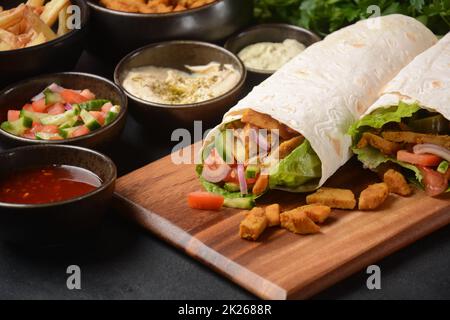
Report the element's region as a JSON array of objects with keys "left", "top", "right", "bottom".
[{"left": 0, "top": 165, "right": 102, "bottom": 204}]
